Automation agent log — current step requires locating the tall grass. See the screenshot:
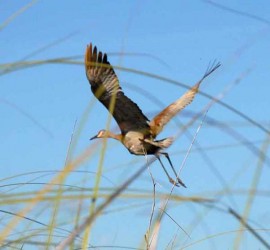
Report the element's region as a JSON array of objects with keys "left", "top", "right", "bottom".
[{"left": 1, "top": 2, "right": 270, "bottom": 250}]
